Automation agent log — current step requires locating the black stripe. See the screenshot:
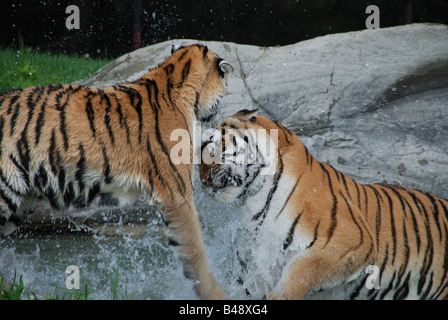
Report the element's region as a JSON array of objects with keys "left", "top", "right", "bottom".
[
  {"left": 193, "top": 91, "right": 200, "bottom": 117},
  {"left": 375, "top": 245, "right": 389, "bottom": 298},
  {"left": 85, "top": 96, "right": 96, "bottom": 137},
  {"left": 393, "top": 272, "right": 411, "bottom": 300},
  {"left": 379, "top": 186, "right": 397, "bottom": 265},
  {"left": 354, "top": 181, "right": 361, "bottom": 209},
  {"left": 63, "top": 182, "right": 75, "bottom": 206},
  {"left": 164, "top": 63, "right": 174, "bottom": 75},
  {"left": 276, "top": 173, "right": 302, "bottom": 219},
  {"left": 366, "top": 185, "right": 383, "bottom": 250},
  {"left": 9, "top": 97, "right": 21, "bottom": 136},
  {"left": 56, "top": 90, "right": 70, "bottom": 151},
  {"left": 379, "top": 270, "right": 397, "bottom": 299},
  {"left": 33, "top": 163, "right": 48, "bottom": 192},
  {"left": 431, "top": 219, "right": 448, "bottom": 299},
  {"left": 168, "top": 237, "right": 180, "bottom": 247},
  {"left": 101, "top": 145, "right": 113, "bottom": 184},
  {"left": 17, "top": 92, "right": 36, "bottom": 173},
  {"left": 177, "top": 50, "right": 187, "bottom": 61},
  {"left": 252, "top": 155, "right": 283, "bottom": 226},
  {"left": 116, "top": 100, "right": 124, "bottom": 127},
  {"left": 0, "top": 167, "right": 23, "bottom": 197},
  {"left": 58, "top": 166, "right": 66, "bottom": 194},
  {"left": 87, "top": 182, "right": 101, "bottom": 204},
  {"left": 406, "top": 190, "right": 435, "bottom": 296},
  {"left": 361, "top": 184, "right": 368, "bottom": 216},
  {"left": 388, "top": 186, "right": 408, "bottom": 217},
  {"left": 393, "top": 218, "right": 411, "bottom": 299},
  {"left": 45, "top": 83, "right": 63, "bottom": 95},
  {"left": 306, "top": 220, "right": 320, "bottom": 250},
  {"left": 6, "top": 92, "right": 21, "bottom": 115},
  {"left": 283, "top": 212, "right": 302, "bottom": 250},
  {"left": 116, "top": 101, "right": 131, "bottom": 144},
  {"left": 339, "top": 194, "right": 365, "bottom": 259},
  {"left": 349, "top": 273, "right": 370, "bottom": 300},
  {"left": 202, "top": 45, "right": 208, "bottom": 58},
  {"left": 400, "top": 188, "right": 422, "bottom": 253},
  {"left": 122, "top": 86, "right": 143, "bottom": 143},
  {"left": 236, "top": 165, "right": 261, "bottom": 200},
  {"left": 0, "top": 117, "right": 4, "bottom": 157},
  {"left": 17, "top": 136, "right": 30, "bottom": 174},
  {"left": 435, "top": 200, "right": 448, "bottom": 298},
  {"left": 9, "top": 154, "right": 29, "bottom": 187},
  {"left": 340, "top": 172, "right": 351, "bottom": 200},
  {"left": 320, "top": 163, "right": 337, "bottom": 247},
  {"left": 34, "top": 96, "right": 48, "bottom": 145},
  {"left": 420, "top": 272, "right": 434, "bottom": 300},
  {"left": 425, "top": 192, "right": 442, "bottom": 240},
  {"left": 48, "top": 129, "right": 61, "bottom": 176},
  {"left": 44, "top": 186, "right": 61, "bottom": 209},
  {"left": 75, "top": 144, "right": 87, "bottom": 194},
  {"left": 181, "top": 59, "right": 191, "bottom": 85}
]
